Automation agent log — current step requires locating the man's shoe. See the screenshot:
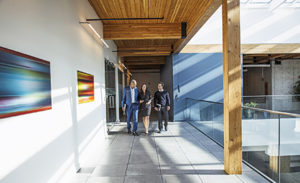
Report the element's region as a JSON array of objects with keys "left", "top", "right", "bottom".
[
  {"left": 165, "top": 126, "right": 168, "bottom": 131},
  {"left": 133, "top": 132, "right": 139, "bottom": 136},
  {"left": 158, "top": 129, "right": 162, "bottom": 133},
  {"left": 128, "top": 129, "right": 132, "bottom": 134}
]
